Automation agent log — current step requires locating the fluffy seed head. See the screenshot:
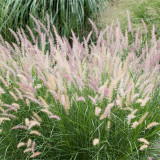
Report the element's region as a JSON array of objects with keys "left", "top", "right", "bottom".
[
  {"left": 132, "top": 121, "right": 139, "bottom": 129},
  {"left": 76, "top": 96, "right": 85, "bottom": 102},
  {"left": 12, "top": 125, "right": 28, "bottom": 130},
  {"left": 49, "top": 115, "right": 61, "bottom": 121},
  {"left": 23, "top": 148, "right": 32, "bottom": 153},
  {"left": 95, "top": 107, "right": 101, "bottom": 116},
  {"left": 30, "top": 152, "right": 41, "bottom": 158},
  {"left": 17, "top": 142, "right": 26, "bottom": 148},
  {"left": 39, "top": 96, "right": 49, "bottom": 109},
  {"left": 41, "top": 109, "right": 52, "bottom": 115},
  {"left": 146, "top": 122, "right": 159, "bottom": 129},
  {"left": 140, "top": 144, "right": 148, "bottom": 151},
  {"left": 9, "top": 91, "right": 18, "bottom": 101},
  {"left": 93, "top": 138, "right": 100, "bottom": 146},
  {"left": 32, "top": 112, "right": 42, "bottom": 122},
  {"left": 27, "top": 139, "right": 32, "bottom": 147},
  {"left": 30, "top": 130, "right": 41, "bottom": 136},
  {"left": 139, "top": 112, "right": 149, "bottom": 124},
  {"left": 0, "top": 117, "right": 10, "bottom": 124},
  {"left": 138, "top": 138, "right": 150, "bottom": 145}
]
